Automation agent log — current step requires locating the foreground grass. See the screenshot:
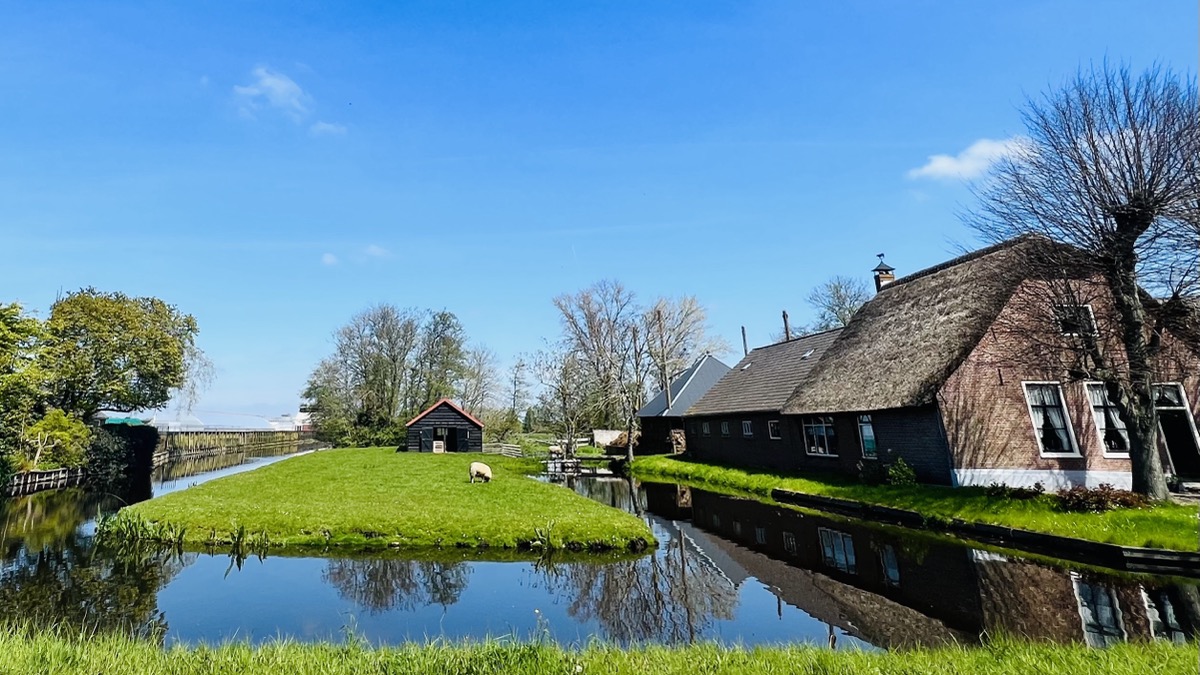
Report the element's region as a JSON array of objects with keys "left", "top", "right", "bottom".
[
  {"left": 633, "top": 455, "right": 1200, "bottom": 551},
  {"left": 123, "top": 448, "right": 653, "bottom": 552},
  {"left": 0, "top": 631, "right": 1193, "bottom": 675}
]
